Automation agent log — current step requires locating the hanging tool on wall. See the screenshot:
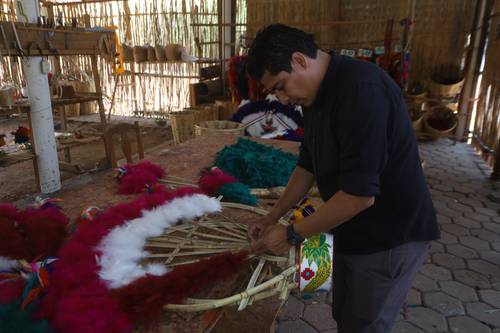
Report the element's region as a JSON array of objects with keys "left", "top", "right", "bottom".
[
  {"left": 56, "top": 12, "right": 63, "bottom": 29},
  {"left": 15, "top": 1, "right": 29, "bottom": 24},
  {"left": 10, "top": 22, "right": 25, "bottom": 57},
  {"left": 105, "top": 26, "right": 125, "bottom": 121},
  {"left": 101, "top": 26, "right": 125, "bottom": 75}
]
